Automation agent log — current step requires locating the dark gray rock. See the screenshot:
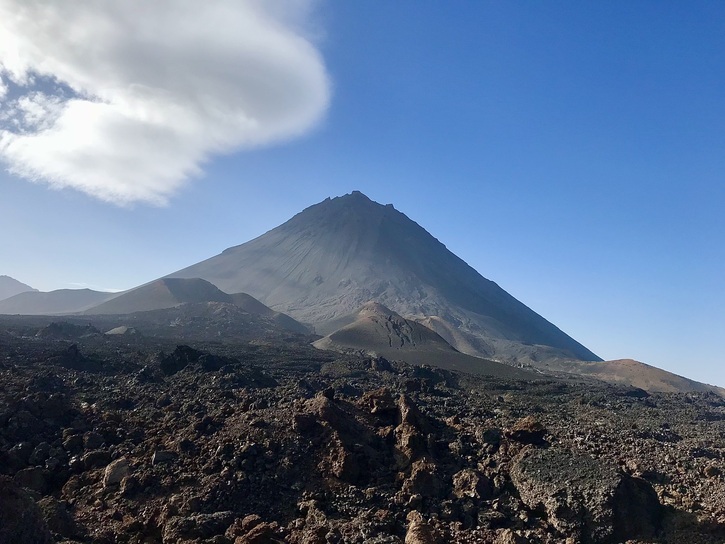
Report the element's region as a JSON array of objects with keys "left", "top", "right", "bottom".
[
  {"left": 152, "top": 449, "right": 178, "bottom": 465},
  {"left": 510, "top": 447, "right": 661, "bottom": 543},
  {"left": 0, "top": 475, "right": 54, "bottom": 544},
  {"left": 83, "top": 431, "right": 104, "bottom": 450},
  {"left": 13, "top": 466, "right": 47, "bottom": 493},
  {"left": 162, "top": 511, "right": 236, "bottom": 542},
  {"left": 82, "top": 450, "right": 111, "bottom": 469}
]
